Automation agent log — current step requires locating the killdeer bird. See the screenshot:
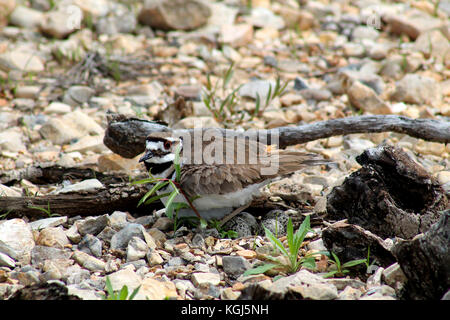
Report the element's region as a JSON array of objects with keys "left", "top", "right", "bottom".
[{"left": 139, "top": 130, "right": 330, "bottom": 220}]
